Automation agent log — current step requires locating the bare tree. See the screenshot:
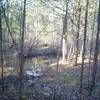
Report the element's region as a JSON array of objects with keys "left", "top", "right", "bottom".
[
  {"left": 19, "top": 0, "right": 26, "bottom": 98},
  {"left": 1, "top": 1, "right": 16, "bottom": 46},
  {"left": 88, "top": 3, "right": 97, "bottom": 87},
  {"left": 91, "top": 0, "right": 100, "bottom": 91},
  {"left": 62, "top": 0, "right": 69, "bottom": 62},
  {"left": 80, "top": 0, "right": 89, "bottom": 93},
  {"left": 0, "top": 0, "right": 4, "bottom": 92},
  {"left": 74, "top": 0, "right": 81, "bottom": 65}
]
